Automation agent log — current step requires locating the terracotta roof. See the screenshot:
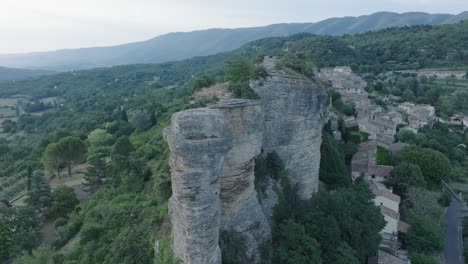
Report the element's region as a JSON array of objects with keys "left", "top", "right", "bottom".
[
  {"left": 368, "top": 165, "right": 393, "bottom": 178},
  {"left": 370, "top": 115, "right": 396, "bottom": 129},
  {"left": 351, "top": 141, "right": 377, "bottom": 173},
  {"left": 381, "top": 205, "right": 399, "bottom": 220},
  {"left": 369, "top": 180, "right": 401, "bottom": 203}
]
